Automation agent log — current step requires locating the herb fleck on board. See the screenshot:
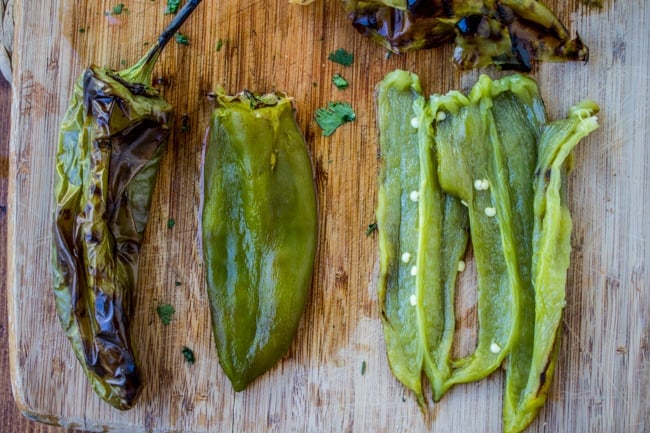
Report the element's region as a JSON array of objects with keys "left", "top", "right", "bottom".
[
  {"left": 315, "top": 102, "right": 356, "bottom": 137},
  {"left": 156, "top": 304, "right": 175, "bottom": 326}
]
